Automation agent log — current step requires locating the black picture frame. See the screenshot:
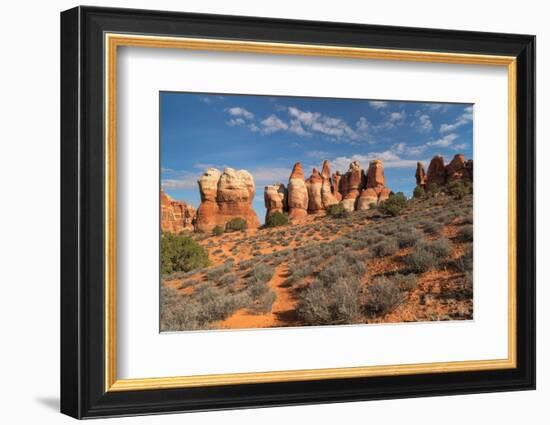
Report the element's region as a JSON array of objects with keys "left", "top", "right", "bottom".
[{"left": 61, "top": 5, "right": 536, "bottom": 419}]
